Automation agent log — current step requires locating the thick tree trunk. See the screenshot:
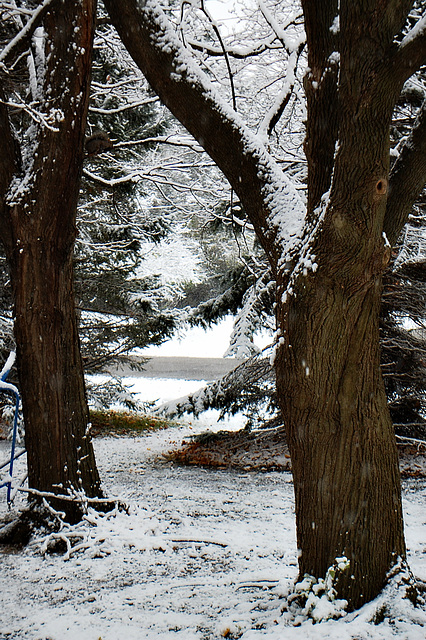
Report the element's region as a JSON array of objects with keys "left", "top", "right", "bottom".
[
  {"left": 11, "top": 244, "right": 101, "bottom": 517},
  {"left": 274, "top": 88, "right": 407, "bottom": 606},
  {"left": 0, "top": 0, "right": 102, "bottom": 521},
  {"left": 275, "top": 263, "right": 406, "bottom": 610},
  {"left": 273, "top": 3, "right": 414, "bottom": 609}
]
